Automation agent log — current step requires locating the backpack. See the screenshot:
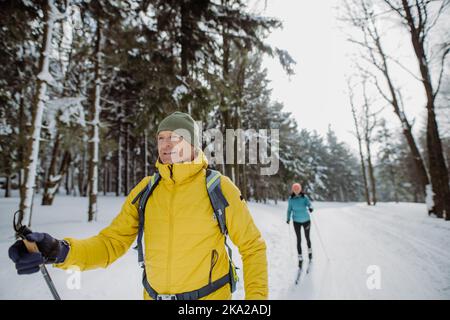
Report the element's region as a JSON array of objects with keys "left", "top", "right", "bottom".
[{"left": 131, "top": 168, "right": 239, "bottom": 300}]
